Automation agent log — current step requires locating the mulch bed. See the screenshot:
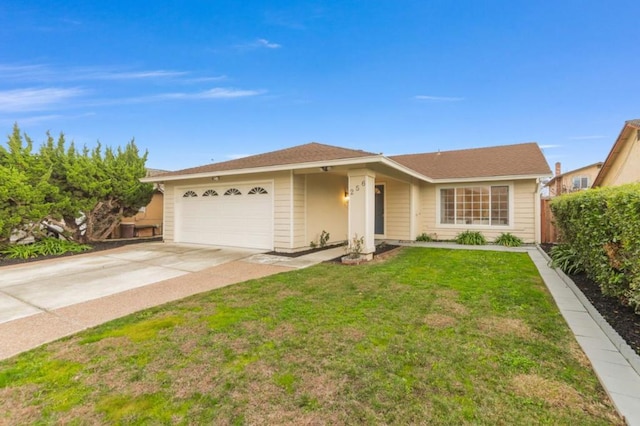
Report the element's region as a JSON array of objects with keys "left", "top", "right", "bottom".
[
  {"left": 326, "top": 243, "right": 400, "bottom": 264},
  {"left": 264, "top": 243, "right": 344, "bottom": 258},
  {"left": 541, "top": 244, "right": 640, "bottom": 356}
]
